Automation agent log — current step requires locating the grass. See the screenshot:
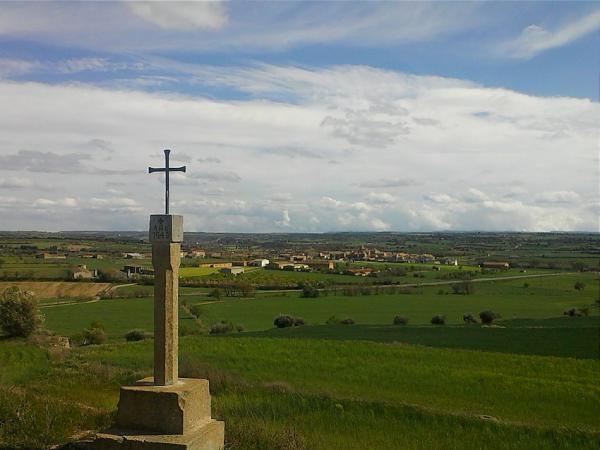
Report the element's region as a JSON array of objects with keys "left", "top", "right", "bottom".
[
  {"left": 83, "top": 336, "right": 600, "bottom": 432},
  {"left": 241, "top": 319, "right": 599, "bottom": 359},
  {"left": 187, "top": 273, "right": 598, "bottom": 331},
  {"left": 41, "top": 297, "right": 201, "bottom": 339}
]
